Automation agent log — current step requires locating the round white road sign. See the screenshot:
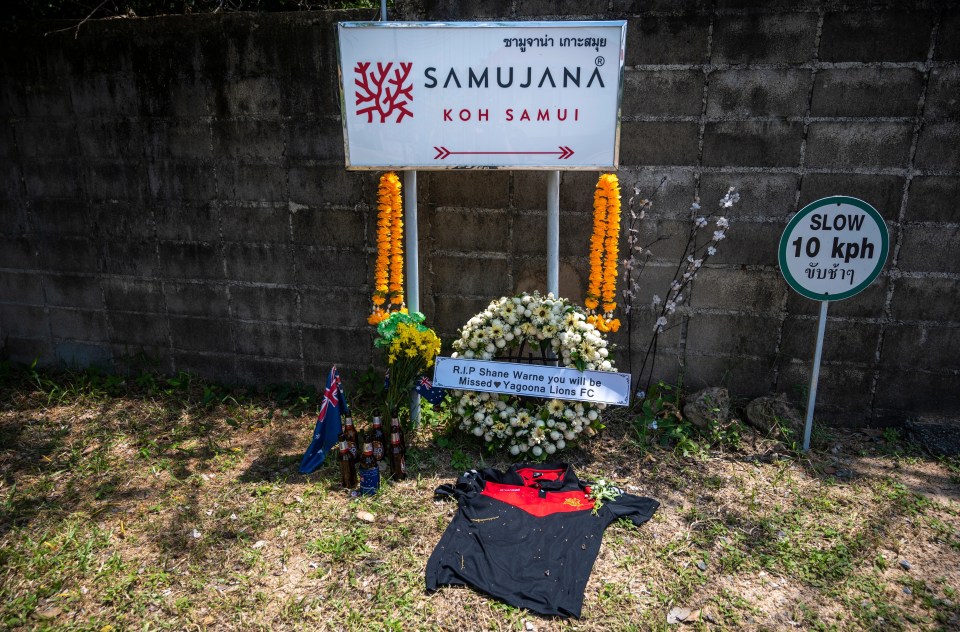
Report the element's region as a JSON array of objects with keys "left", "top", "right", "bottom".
[{"left": 778, "top": 196, "right": 889, "bottom": 301}]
